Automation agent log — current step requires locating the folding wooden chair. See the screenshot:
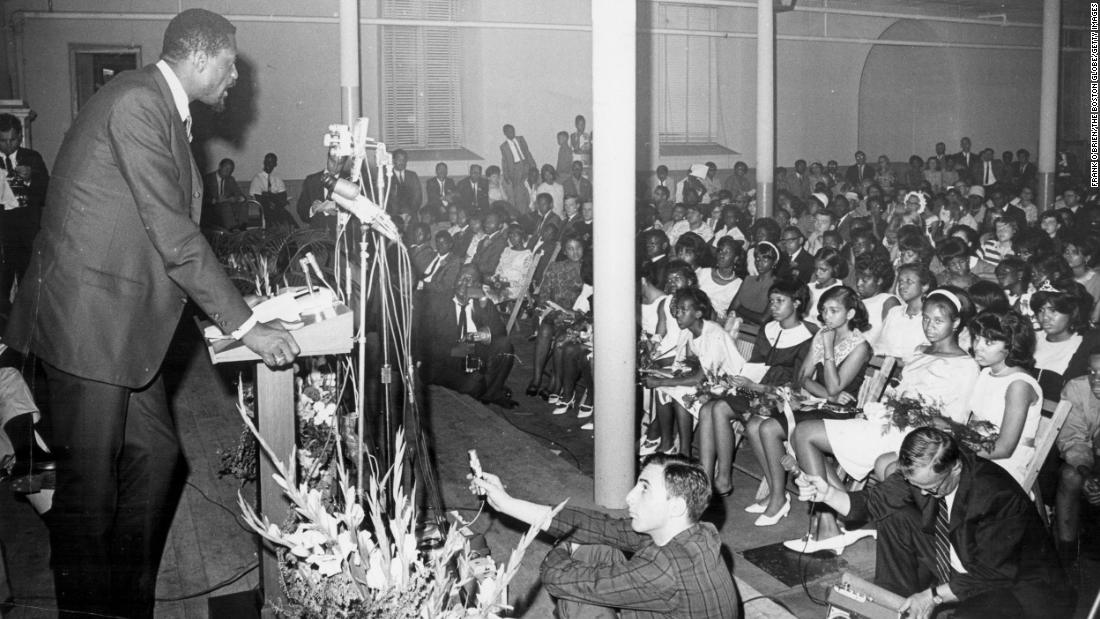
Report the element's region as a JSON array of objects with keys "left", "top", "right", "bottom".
[
  {"left": 1021, "top": 399, "right": 1071, "bottom": 526},
  {"left": 505, "top": 249, "right": 544, "bottom": 334}
]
